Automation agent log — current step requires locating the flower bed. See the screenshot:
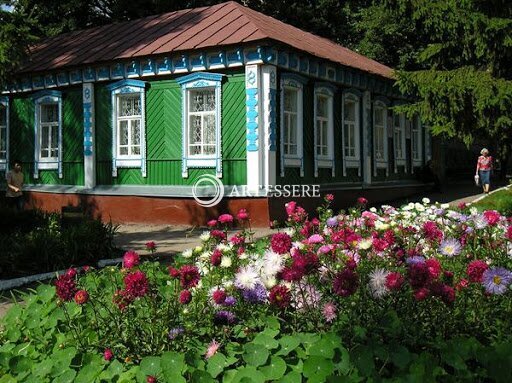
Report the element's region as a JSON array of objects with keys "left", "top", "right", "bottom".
[{"left": 1, "top": 199, "right": 512, "bottom": 382}]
